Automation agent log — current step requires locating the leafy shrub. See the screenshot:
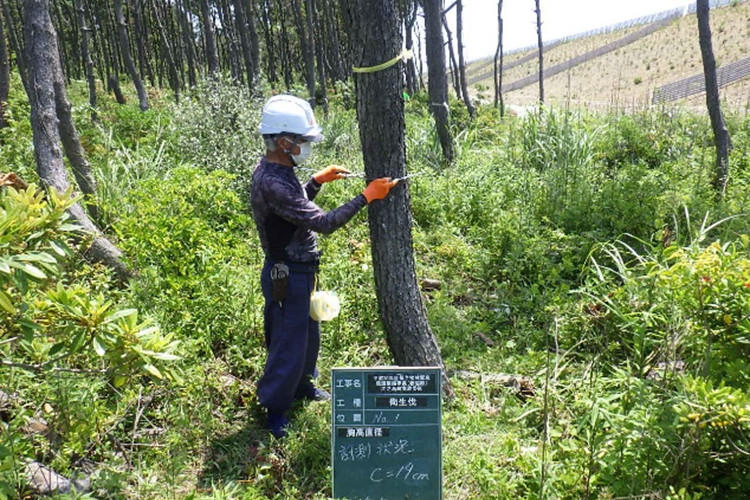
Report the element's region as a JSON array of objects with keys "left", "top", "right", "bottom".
[
  {"left": 169, "top": 78, "right": 264, "bottom": 192},
  {"left": 0, "top": 185, "right": 179, "bottom": 495}
]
